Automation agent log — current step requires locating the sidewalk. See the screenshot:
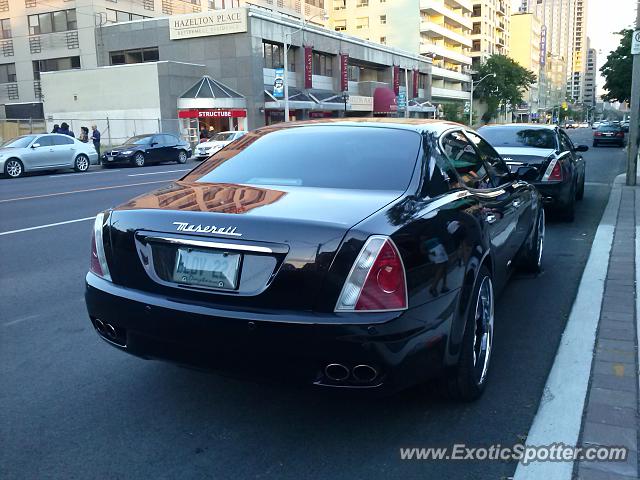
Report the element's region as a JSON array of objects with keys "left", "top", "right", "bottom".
[{"left": 575, "top": 179, "right": 639, "bottom": 480}]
